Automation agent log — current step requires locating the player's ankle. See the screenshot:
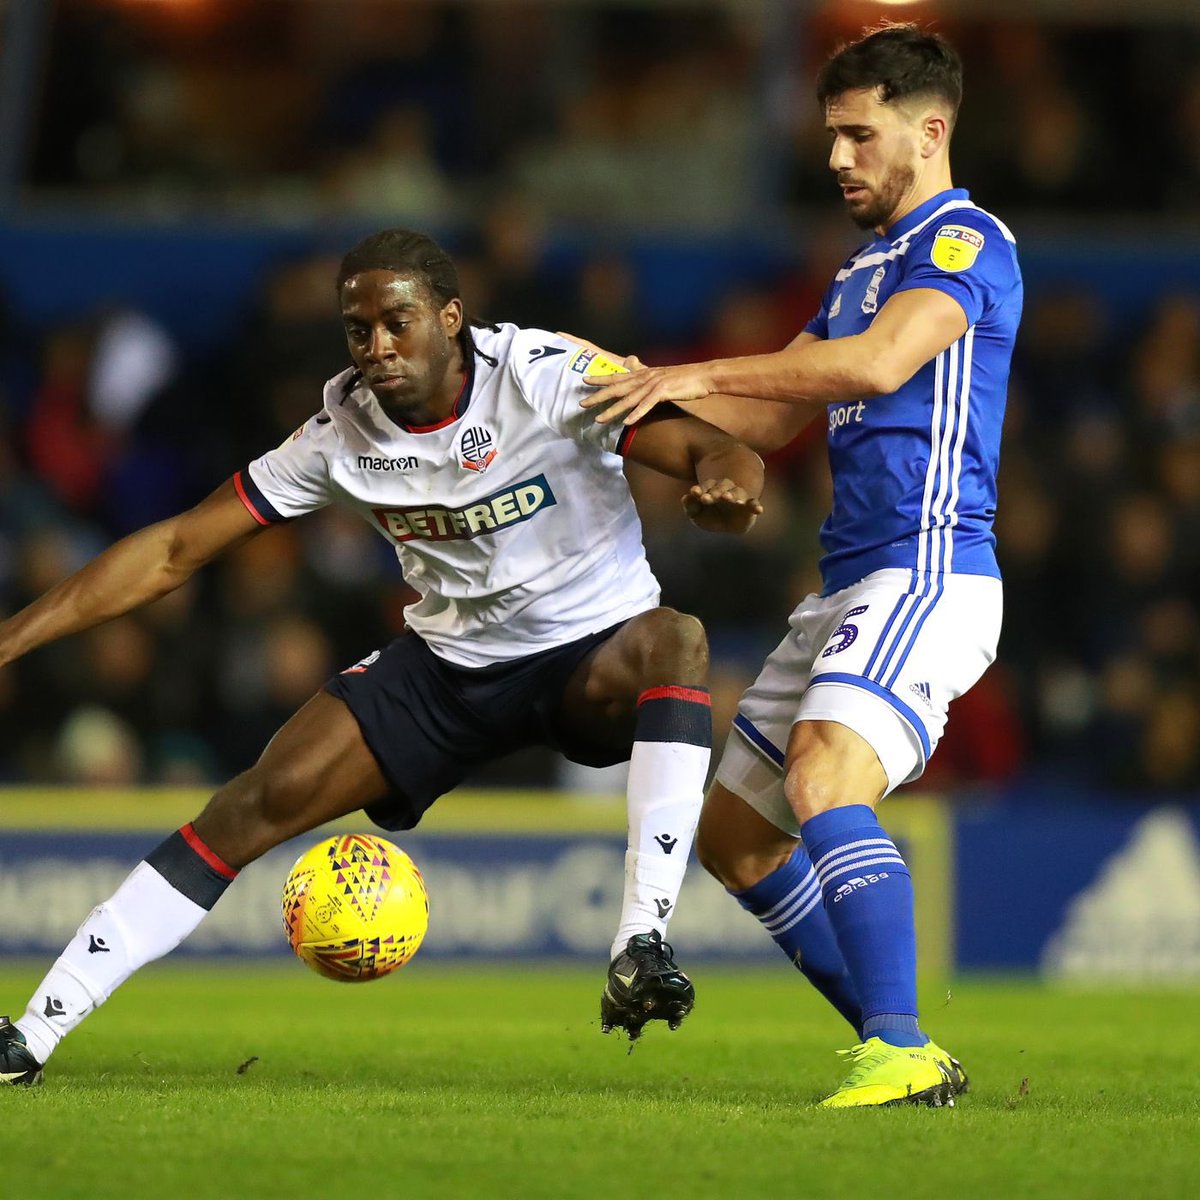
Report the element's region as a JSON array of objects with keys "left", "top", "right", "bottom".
[{"left": 863, "top": 1013, "right": 926, "bottom": 1048}]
